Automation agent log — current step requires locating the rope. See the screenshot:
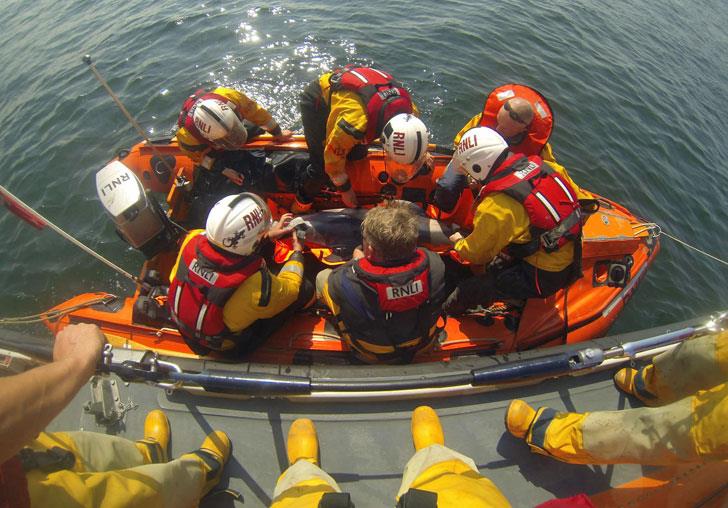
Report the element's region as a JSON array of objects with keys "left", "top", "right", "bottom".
[
  {"left": 0, "top": 295, "right": 116, "bottom": 325},
  {"left": 635, "top": 222, "right": 728, "bottom": 268}
]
